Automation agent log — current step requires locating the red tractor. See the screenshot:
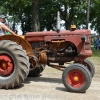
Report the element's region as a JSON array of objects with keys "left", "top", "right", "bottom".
[
  {"left": 25, "top": 27, "right": 95, "bottom": 93},
  {"left": 0, "top": 24, "right": 95, "bottom": 93},
  {"left": 0, "top": 13, "right": 95, "bottom": 92}
]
